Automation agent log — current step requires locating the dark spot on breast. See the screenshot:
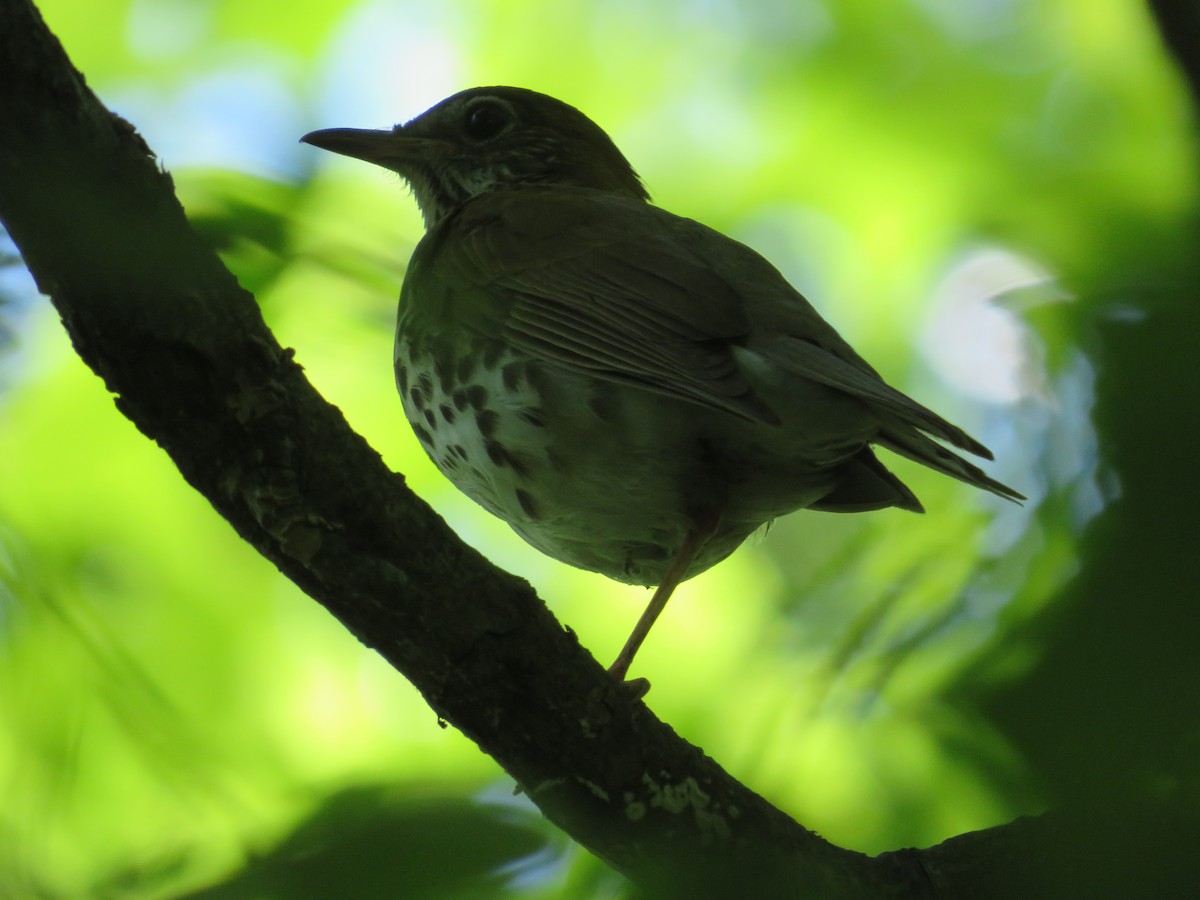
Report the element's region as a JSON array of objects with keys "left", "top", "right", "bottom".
[
  {"left": 467, "top": 385, "right": 488, "bottom": 410},
  {"left": 527, "top": 365, "right": 549, "bottom": 394},
  {"left": 424, "top": 409, "right": 437, "bottom": 429},
  {"left": 452, "top": 388, "right": 471, "bottom": 412},
  {"left": 434, "top": 353, "right": 455, "bottom": 394},
  {"left": 455, "top": 354, "right": 475, "bottom": 384},
  {"left": 475, "top": 408, "right": 499, "bottom": 437},
  {"left": 485, "top": 440, "right": 508, "bottom": 466},
  {"left": 507, "top": 450, "right": 531, "bottom": 479},
  {"left": 519, "top": 409, "right": 546, "bottom": 428},
  {"left": 450, "top": 444, "right": 468, "bottom": 461},
  {"left": 515, "top": 488, "right": 540, "bottom": 520},
  {"left": 417, "top": 372, "right": 434, "bottom": 401},
  {"left": 409, "top": 387, "right": 427, "bottom": 410},
  {"left": 501, "top": 361, "right": 527, "bottom": 391},
  {"left": 482, "top": 341, "right": 504, "bottom": 369},
  {"left": 439, "top": 404, "right": 456, "bottom": 424},
  {"left": 484, "top": 440, "right": 532, "bottom": 478},
  {"left": 396, "top": 366, "right": 409, "bottom": 395},
  {"left": 412, "top": 423, "right": 433, "bottom": 446}
]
